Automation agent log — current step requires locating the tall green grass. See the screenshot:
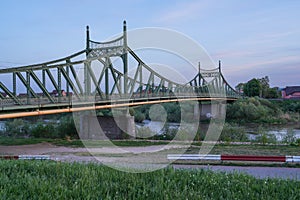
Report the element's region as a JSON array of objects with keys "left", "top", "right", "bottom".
[{"left": 0, "top": 160, "right": 299, "bottom": 199}]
